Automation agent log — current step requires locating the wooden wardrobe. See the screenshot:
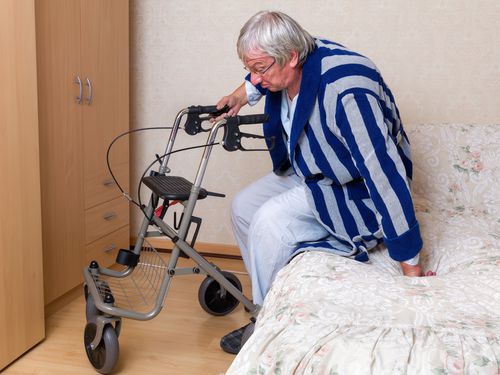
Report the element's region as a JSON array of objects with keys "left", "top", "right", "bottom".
[{"left": 35, "top": 0, "right": 130, "bottom": 305}]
